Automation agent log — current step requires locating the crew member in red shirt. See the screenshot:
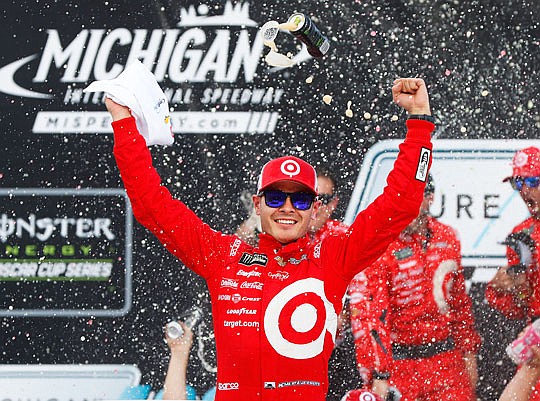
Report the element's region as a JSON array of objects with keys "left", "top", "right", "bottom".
[
  {"left": 485, "top": 146, "right": 540, "bottom": 400},
  {"left": 349, "top": 174, "right": 481, "bottom": 401},
  {"left": 308, "top": 169, "right": 348, "bottom": 243},
  {"left": 105, "top": 78, "right": 434, "bottom": 401}
]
